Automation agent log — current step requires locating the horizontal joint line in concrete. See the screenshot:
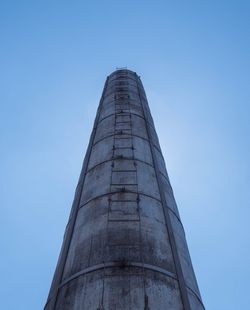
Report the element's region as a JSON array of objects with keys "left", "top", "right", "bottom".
[
  {"left": 107, "top": 244, "right": 141, "bottom": 247},
  {"left": 104, "top": 87, "right": 144, "bottom": 96},
  {"left": 111, "top": 200, "right": 138, "bottom": 202},
  {"left": 58, "top": 262, "right": 177, "bottom": 289},
  {"left": 113, "top": 147, "right": 133, "bottom": 150},
  {"left": 98, "top": 112, "right": 155, "bottom": 130},
  {"left": 108, "top": 219, "right": 140, "bottom": 222},
  {"left": 103, "top": 90, "right": 141, "bottom": 99},
  {"left": 111, "top": 183, "right": 138, "bottom": 186},
  {"left": 115, "top": 121, "right": 131, "bottom": 124},
  {"left": 86, "top": 161, "right": 124, "bottom": 173},
  {"left": 86, "top": 158, "right": 169, "bottom": 184},
  {"left": 112, "top": 170, "right": 137, "bottom": 172},
  {"left": 115, "top": 128, "right": 132, "bottom": 131},
  {"left": 102, "top": 96, "right": 143, "bottom": 104},
  {"left": 78, "top": 190, "right": 182, "bottom": 226},
  {"left": 46, "top": 262, "right": 202, "bottom": 309},
  {"left": 93, "top": 133, "right": 162, "bottom": 154},
  {"left": 79, "top": 190, "right": 160, "bottom": 207},
  {"left": 86, "top": 158, "right": 145, "bottom": 175}
]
